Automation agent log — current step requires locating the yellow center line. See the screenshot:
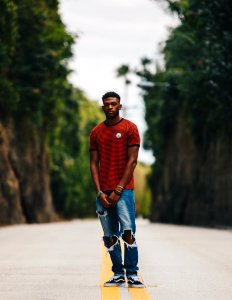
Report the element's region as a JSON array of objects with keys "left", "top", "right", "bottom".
[
  {"left": 100, "top": 243, "right": 121, "bottom": 300},
  {"left": 123, "top": 240, "right": 151, "bottom": 300},
  {"left": 100, "top": 240, "right": 152, "bottom": 300},
  {"left": 128, "top": 282, "right": 151, "bottom": 300}
]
